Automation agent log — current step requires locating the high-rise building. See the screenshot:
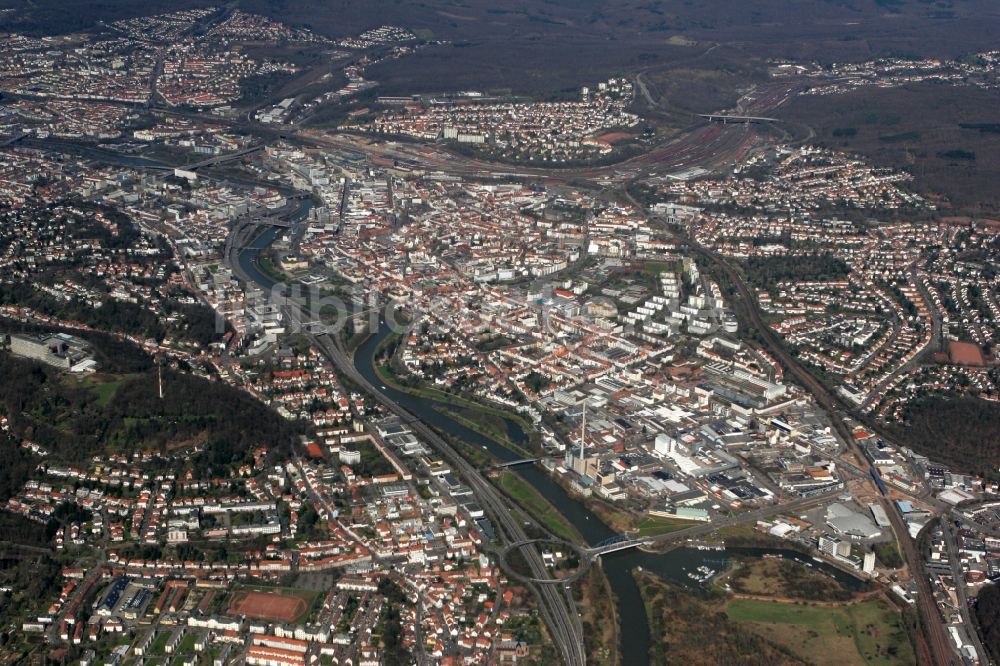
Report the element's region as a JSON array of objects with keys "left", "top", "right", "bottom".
[{"left": 863, "top": 550, "right": 877, "bottom": 574}]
